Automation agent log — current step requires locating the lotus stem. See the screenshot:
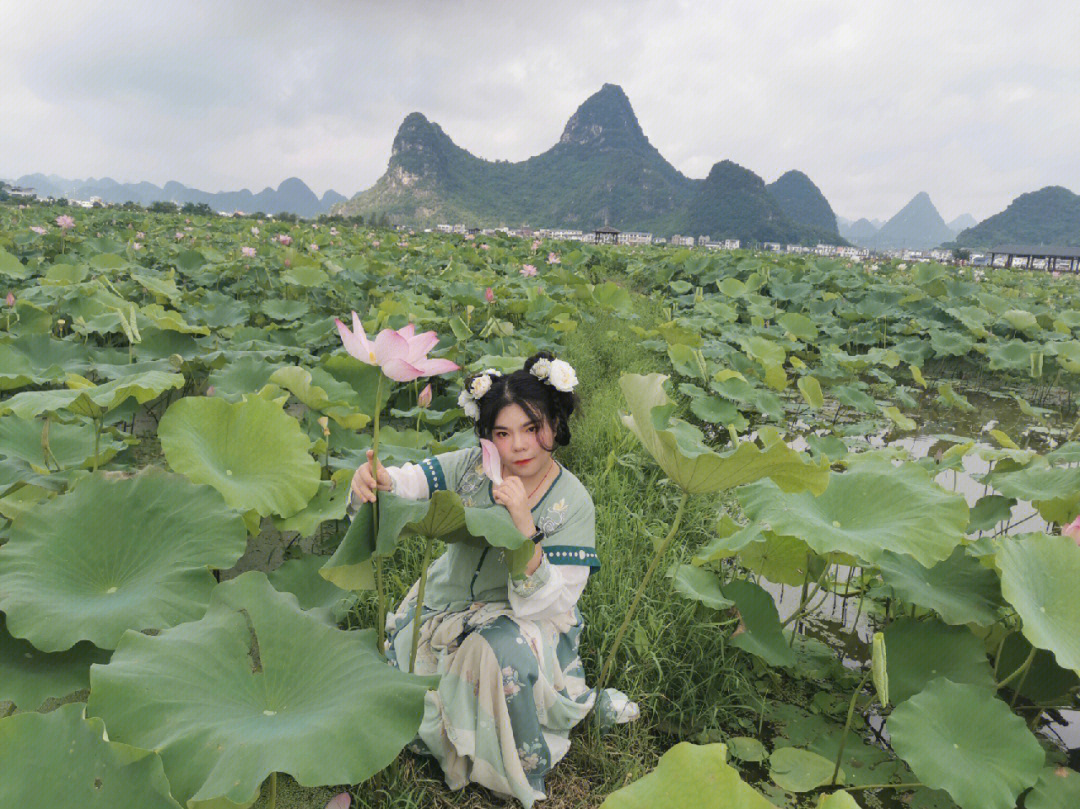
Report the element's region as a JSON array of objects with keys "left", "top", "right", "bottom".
[
  {"left": 832, "top": 668, "right": 872, "bottom": 785},
  {"left": 598, "top": 489, "right": 689, "bottom": 692},
  {"left": 92, "top": 418, "right": 101, "bottom": 473},
  {"left": 840, "top": 782, "right": 924, "bottom": 792},
  {"left": 268, "top": 771, "right": 277, "bottom": 809},
  {"left": 371, "top": 375, "right": 385, "bottom": 654},
  {"left": 992, "top": 630, "right": 1014, "bottom": 679},
  {"left": 996, "top": 645, "right": 1036, "bottom": 690},
  {"left": 409, "top": 539, "right": 434, "bottom": 674}
]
